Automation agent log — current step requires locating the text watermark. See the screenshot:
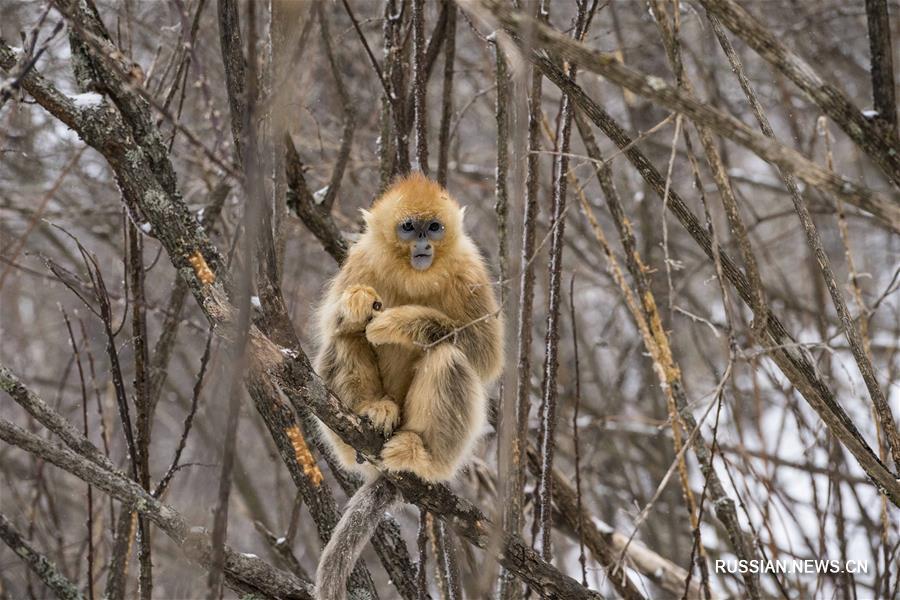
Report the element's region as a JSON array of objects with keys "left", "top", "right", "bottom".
[{"left": 714, "top": 560, "right": 868, "bottom": 575}]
